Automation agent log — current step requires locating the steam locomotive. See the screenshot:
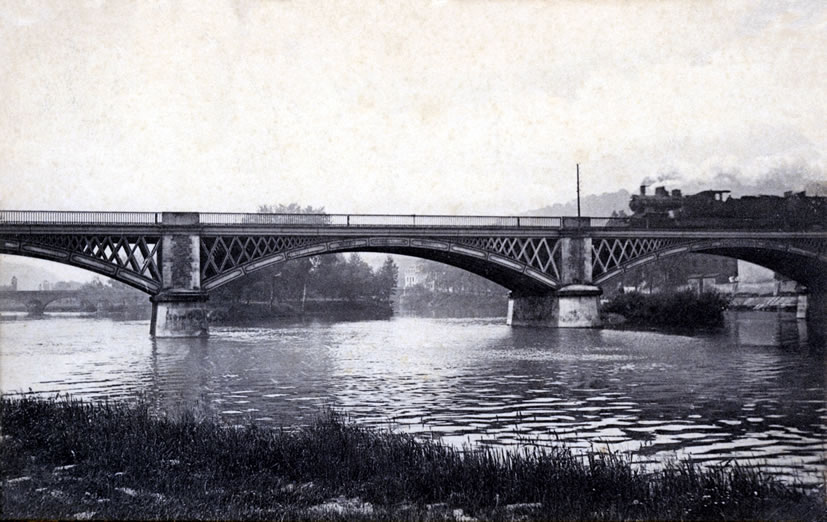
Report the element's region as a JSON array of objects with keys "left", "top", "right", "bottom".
[{"left": 628, "top": 185, "right": 826, "bottom": 229}]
